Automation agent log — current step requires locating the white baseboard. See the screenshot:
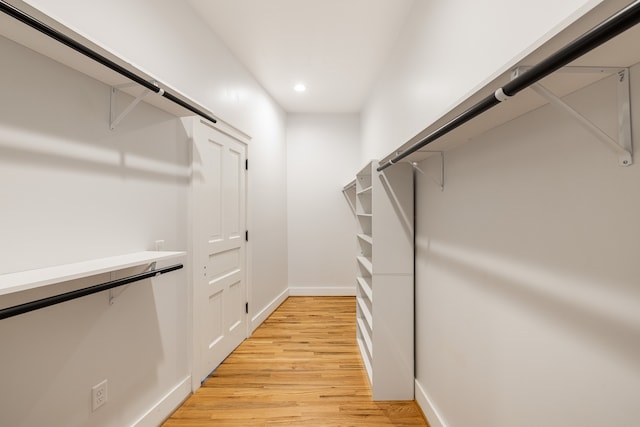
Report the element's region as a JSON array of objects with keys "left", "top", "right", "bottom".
[
  {"left": 250, "top": 287, "right": 289, "bottom": 332},
  {"left": 288, "top": 285, "right": 356, "bottom": 296},
  {"left": 132, "top": 375, "right": 191, "bottom": 427},
  {"left": 415, "top": 379, "right": 448, "bottom": 427}
]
